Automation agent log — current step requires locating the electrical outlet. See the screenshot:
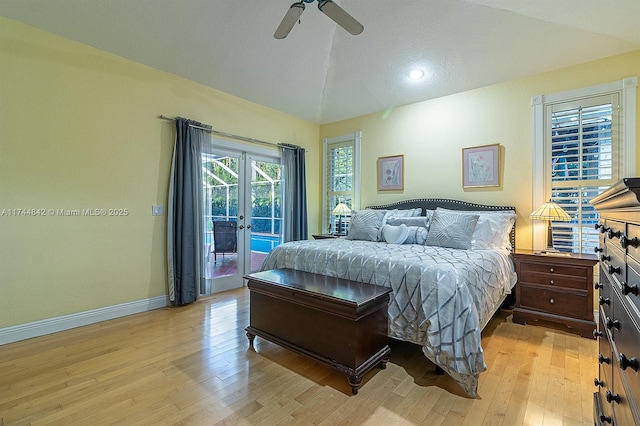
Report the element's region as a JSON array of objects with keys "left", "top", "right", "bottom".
[{"left": 152, "top": 205, "right": 165, "bottom": 216}]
